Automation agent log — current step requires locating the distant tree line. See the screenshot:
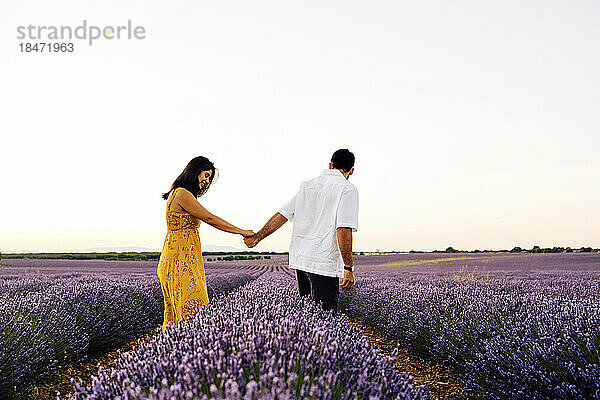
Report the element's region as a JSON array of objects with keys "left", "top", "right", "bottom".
[
  {"left": 0, "top": 251, "right": 285, "bottom": 262},
  {"left": 522, "top": 246, "right": 597, "bottom": 254},
  {"left": 1, "top": 252, "right": 162, "bottom": 261},
  {"left": 411, "top": 246, "right": 600, "bottom": 254},
  {"left": 1, "top": 246, "right": 598, "bottom": 262}
]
